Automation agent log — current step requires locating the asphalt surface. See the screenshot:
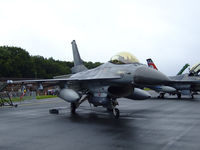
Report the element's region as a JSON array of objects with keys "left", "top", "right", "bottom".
[{"left": 1, "top": 96, "right": 200, "bottom": 150}]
